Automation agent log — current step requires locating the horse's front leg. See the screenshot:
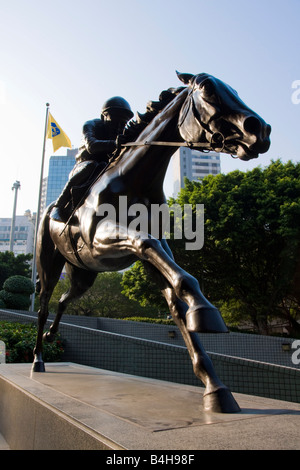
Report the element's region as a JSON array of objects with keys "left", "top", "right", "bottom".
[
  {"left": 163, "top": 283, "right": 240, "bottom": 412},
  {"left": 93, "top": 226, "right": 239, "bottom": 412},
  {"left": 94, "top": 224, "right": 226, "bottom": 332},
  {"left": 134, "top": 236, "right": 227, "bottom": 333},
  {"left": 143, "top": 254, "right": 240, "bottom": 413}
]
